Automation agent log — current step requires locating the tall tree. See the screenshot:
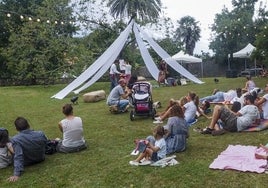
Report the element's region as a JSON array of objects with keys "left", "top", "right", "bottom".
[
  {"left": 209, "top": 0, "right": 264, "bottom": 68},
  {"left": 0, "top": 0, "right": 76, "bottom": 84},
  {"left": 106, "top": 0, "right": 162, "bottom": 22},
  {"left": 174, "top": 16, "right": 201, "bottom": 55}
]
